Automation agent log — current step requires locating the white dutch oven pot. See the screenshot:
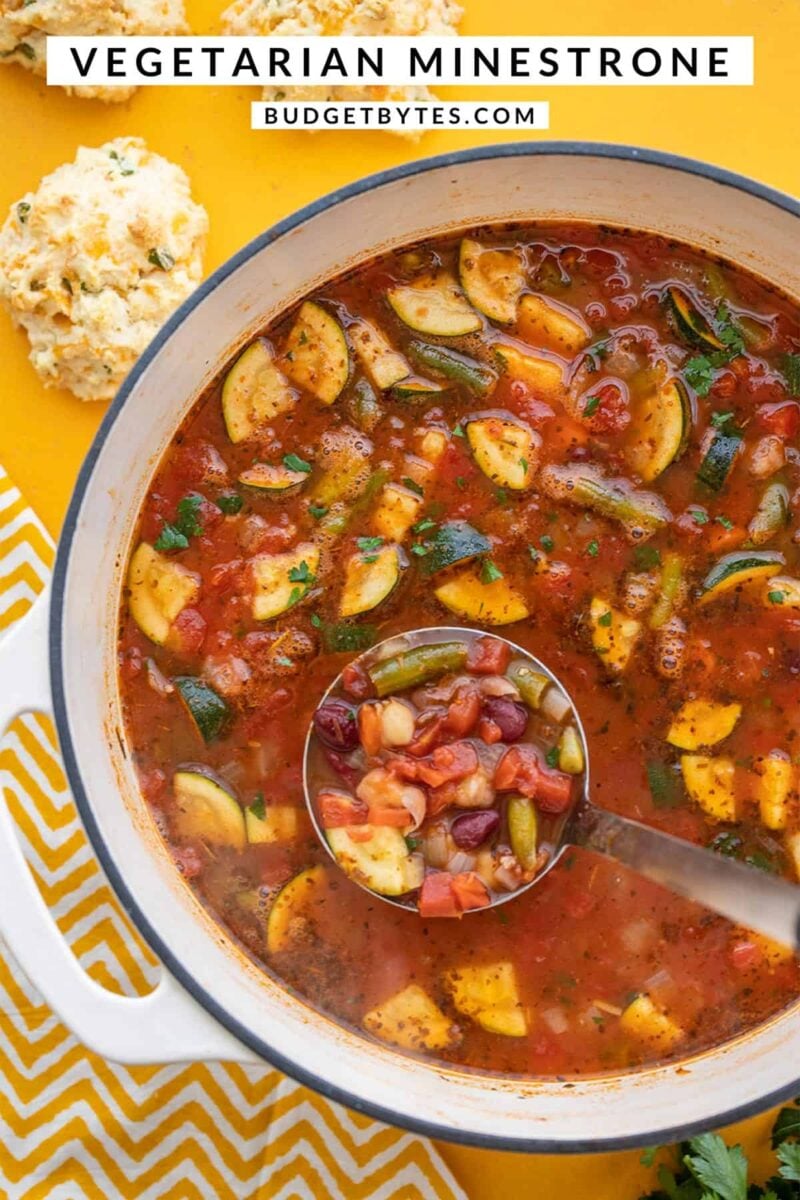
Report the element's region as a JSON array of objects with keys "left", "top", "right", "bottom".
[{"left": 1, "top": 143, "right": 799, "bottom": 1152}]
